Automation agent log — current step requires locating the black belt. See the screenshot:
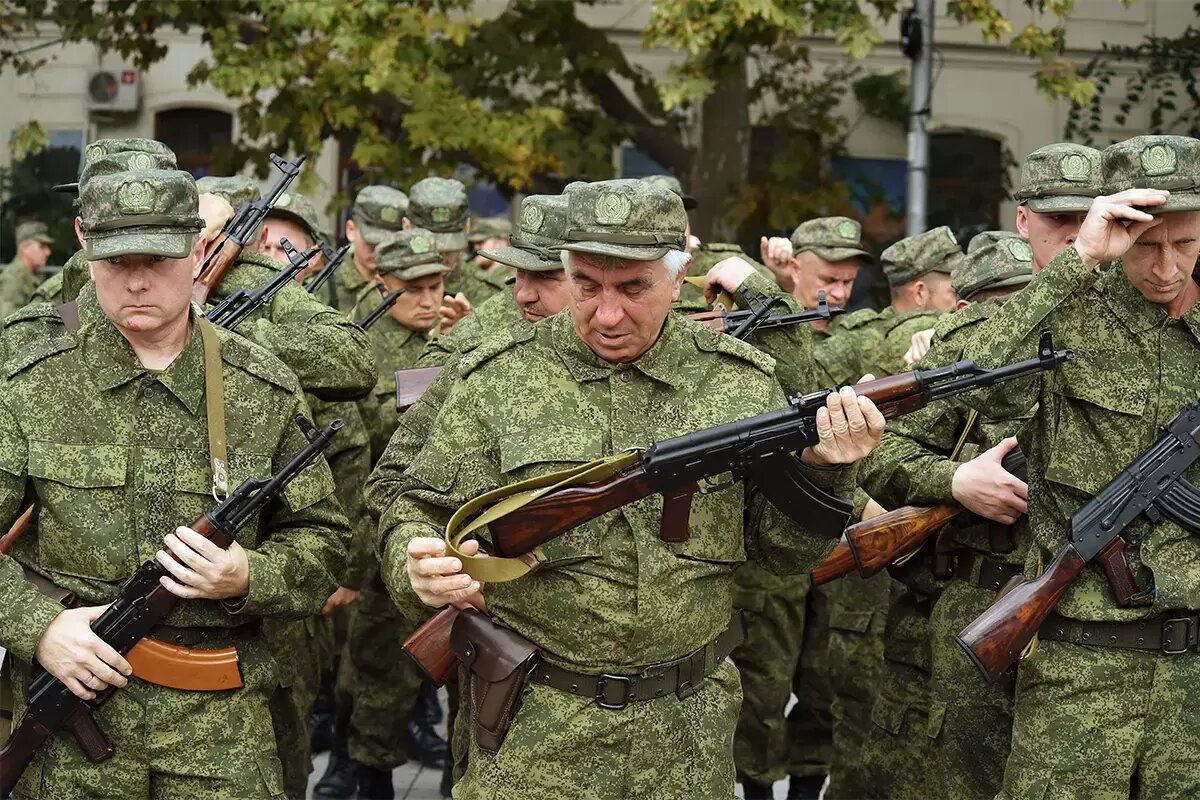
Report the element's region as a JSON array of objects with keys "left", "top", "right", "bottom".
[
  {"left": 950, "top": 552, "right": 1023, "bottom": 592},
  {"left": 1040, "top": 613, "right": 1200, "bottom": 654},
  {"left": 531, "top": 613, "right": 745, "bottom": 710}
]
